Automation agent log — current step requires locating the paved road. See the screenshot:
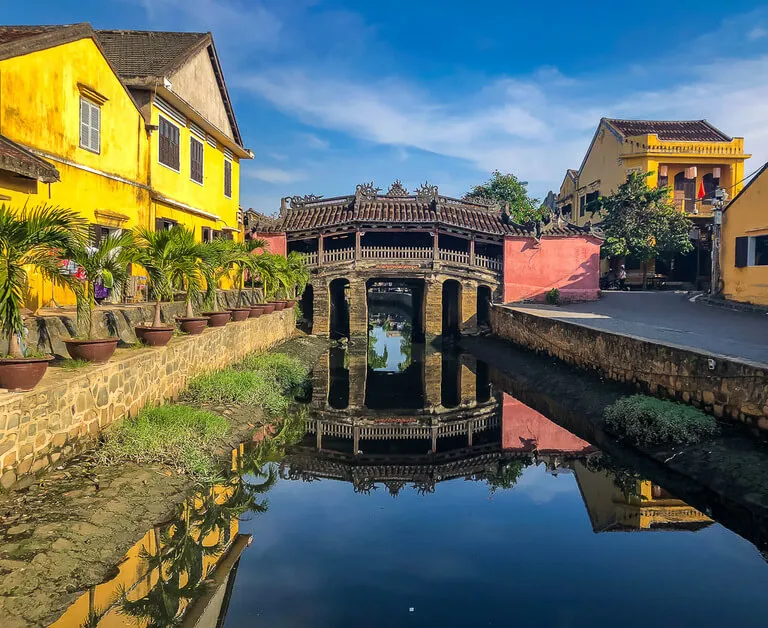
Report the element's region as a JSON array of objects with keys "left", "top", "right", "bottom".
[{"left": 504, "top": 292, "right": 768, "bottom": 365}]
